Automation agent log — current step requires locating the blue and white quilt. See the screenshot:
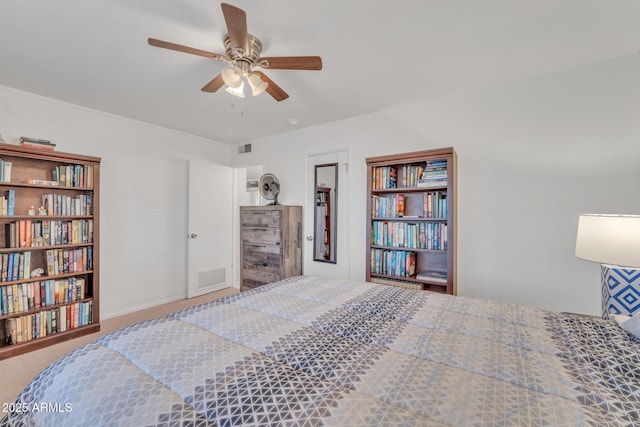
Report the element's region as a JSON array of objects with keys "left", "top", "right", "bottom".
[{"left": 2, "top": 275, "right": 640, "bottom": 426}]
